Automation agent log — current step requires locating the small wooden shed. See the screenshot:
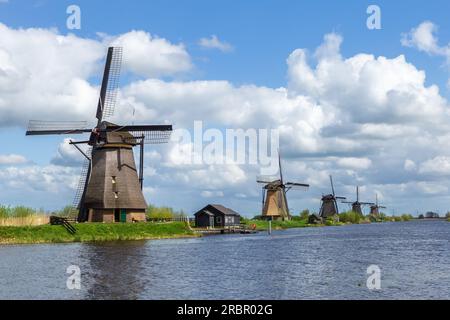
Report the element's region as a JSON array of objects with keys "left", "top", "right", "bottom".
[{"left": 194, "top": 204, "right": 241, "bottom": 228}]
